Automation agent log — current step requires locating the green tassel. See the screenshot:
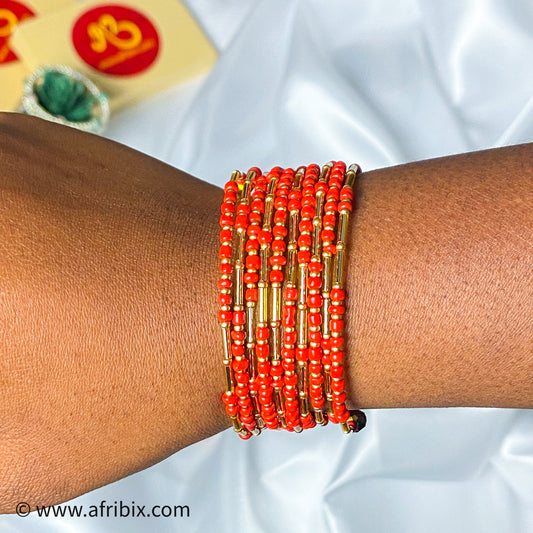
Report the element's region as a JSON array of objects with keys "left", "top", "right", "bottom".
[{"left": 35, "top": 70, "right": 96, "bottom": 122}]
